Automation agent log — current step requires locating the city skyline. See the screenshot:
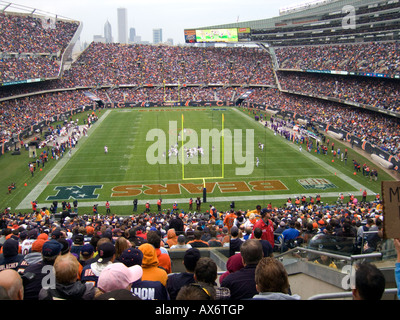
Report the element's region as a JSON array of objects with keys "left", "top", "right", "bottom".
[{"left": 2, "top": 0, "right": 301, "bottom": 45}]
